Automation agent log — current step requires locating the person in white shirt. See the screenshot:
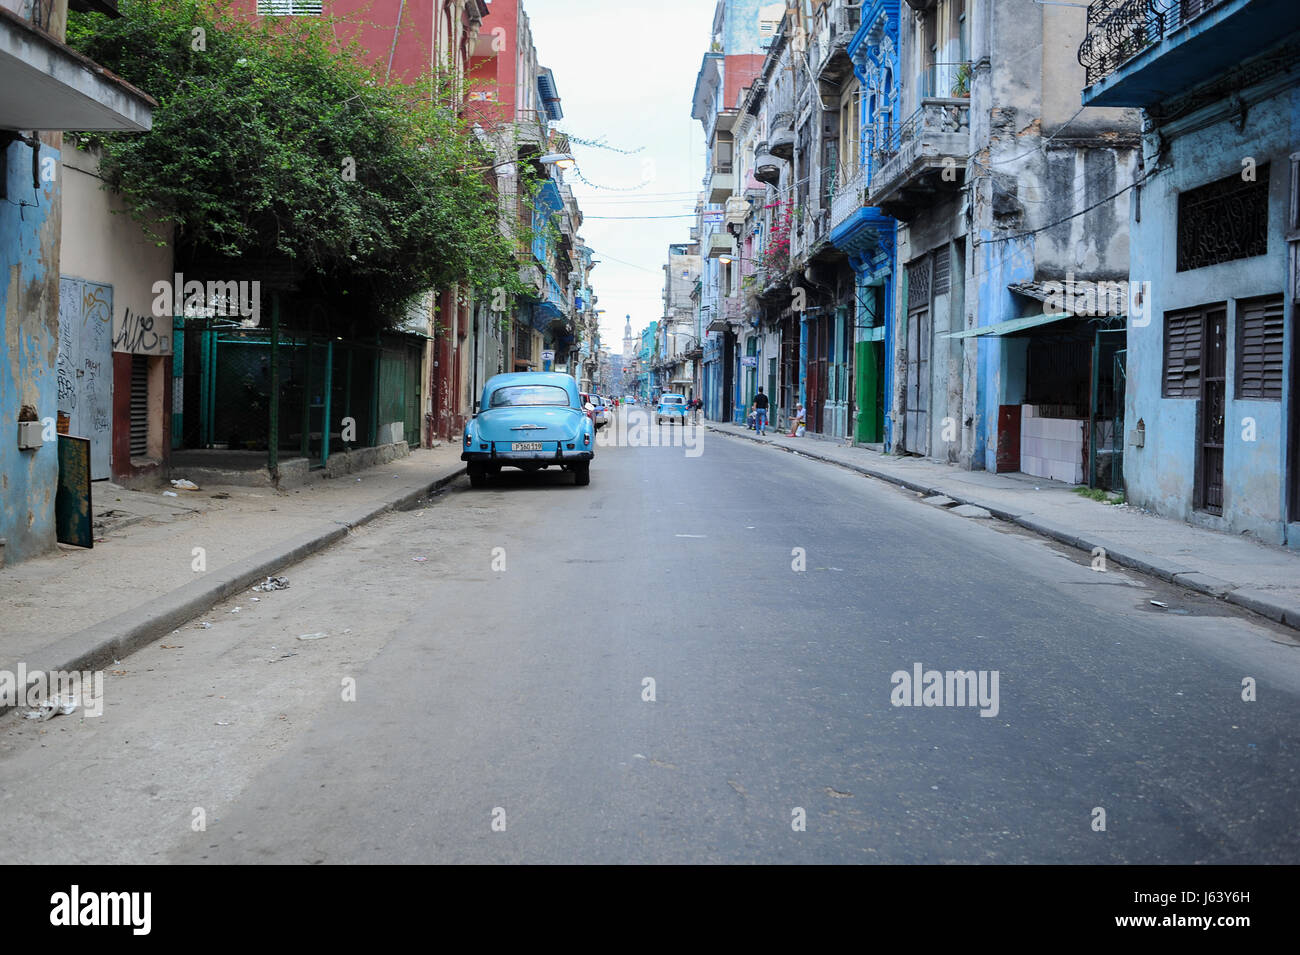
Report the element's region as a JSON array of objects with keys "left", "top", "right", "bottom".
[{"left": 787, "top": 402, "right": 805, "bottom": 437}]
